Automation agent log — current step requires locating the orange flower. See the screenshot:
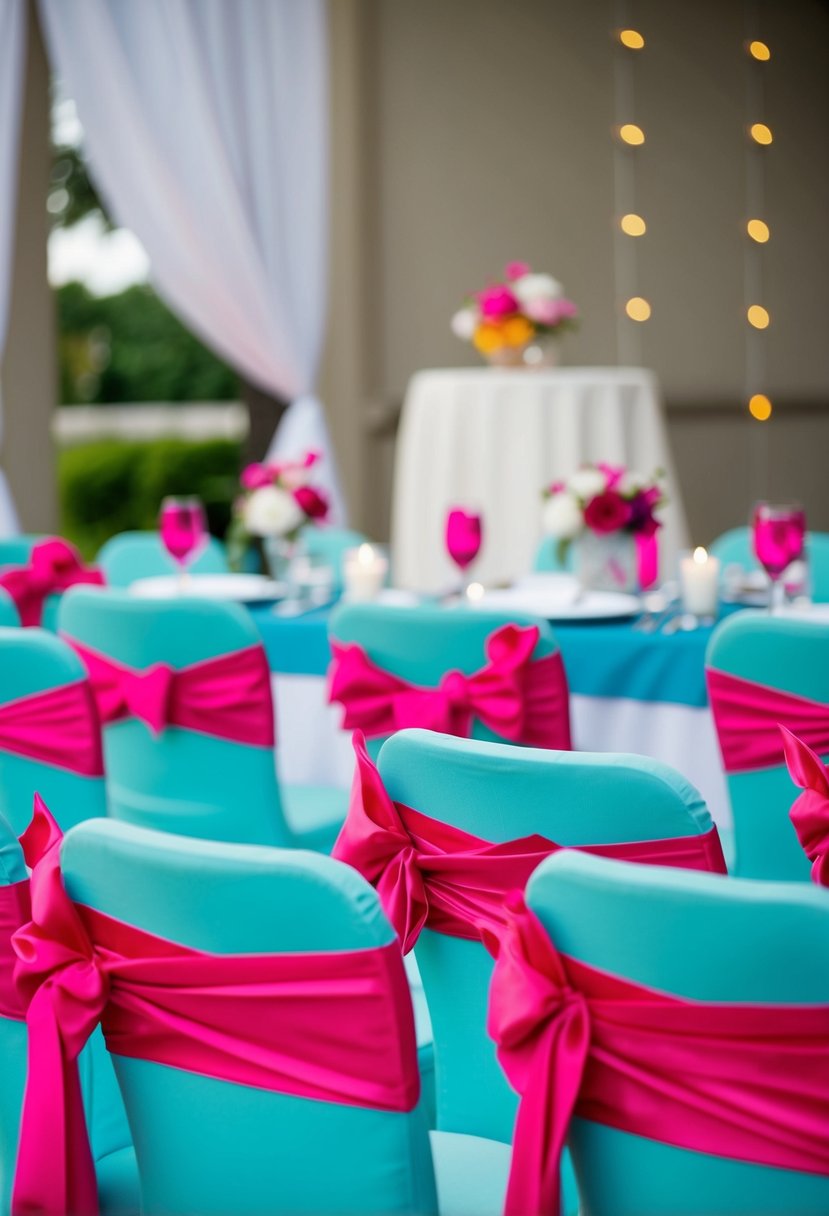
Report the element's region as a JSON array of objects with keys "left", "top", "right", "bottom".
[
  {"left": 473, "top": 322, "right": 504, "bottom": 354},
  {"left": 502, "top": 315, "right": 534, "bottom": 347}
]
